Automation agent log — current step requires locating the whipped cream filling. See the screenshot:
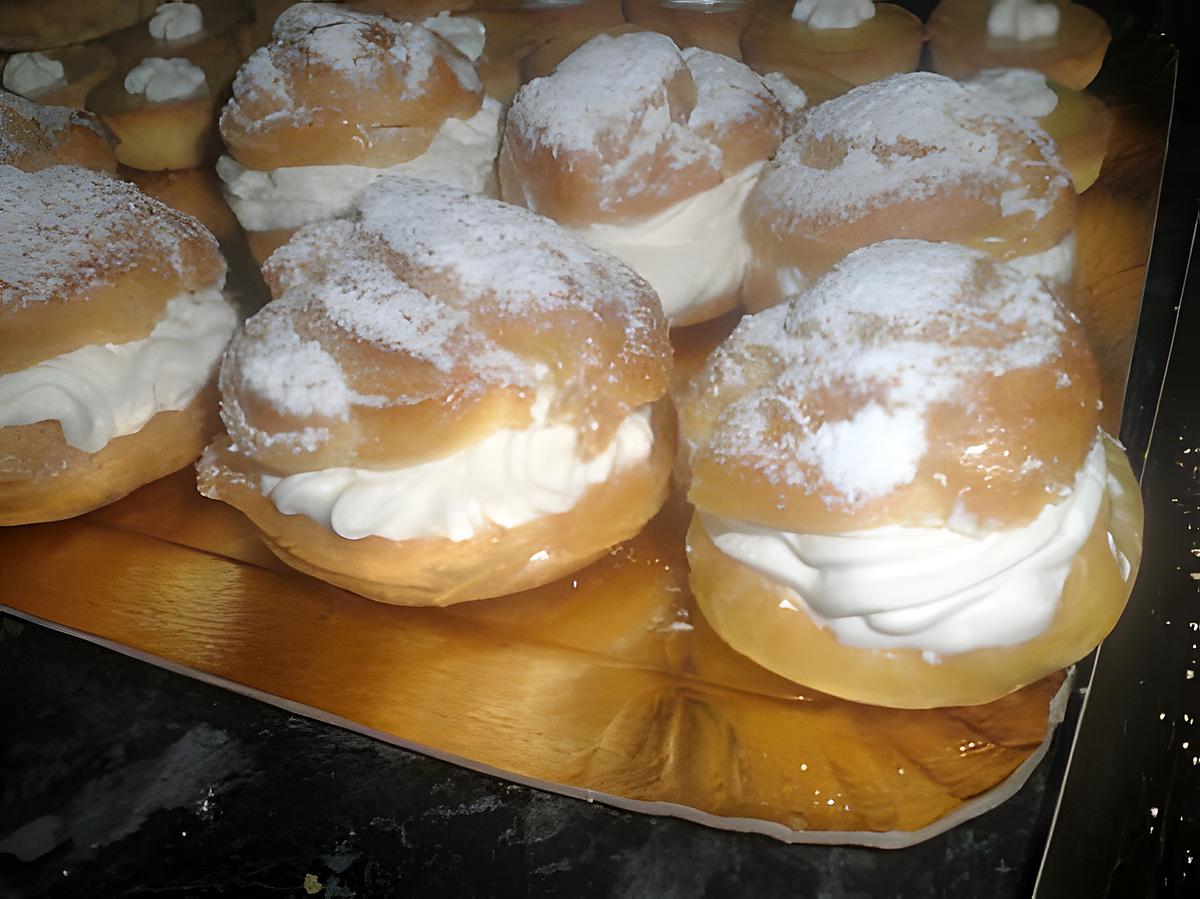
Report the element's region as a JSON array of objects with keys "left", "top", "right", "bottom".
[
  {"left": 3, "top": 52, "right": 66, "bottom": 97},
  {"left": 968, "top": 68, "right": 1059, "bottom": 118},
  {"left": 792, "top": 0, "right": 876, "bottom": 29},
  {"left": 575, "top": 162, "right": 763, "bottom": 323},
  {"left": 421, "top": 12, "right": 486, "bottom": 62},
  {"left": 124, "top": 57, "right": 208, "bottom": 103},
  {"left": 1004, "top": 231, "right": 1076, "bottom": 288},
  {"left": 260, "top": 403, "right": 655, "bottom": 543},
  {"left": 149, "top": 2, "right": 204, "bottom": 41},
  {"left": 0, "top": 287, "right": 236, "bottom": 453},
  {"left": 217, "top": 97, "right": 502, "bottom": 232},
  {"left": 987, "top": 0, "right": 1060, "bottom": 41},
  {"left": 702, "top": 437, "right": 1109, "bottom": 656}
]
